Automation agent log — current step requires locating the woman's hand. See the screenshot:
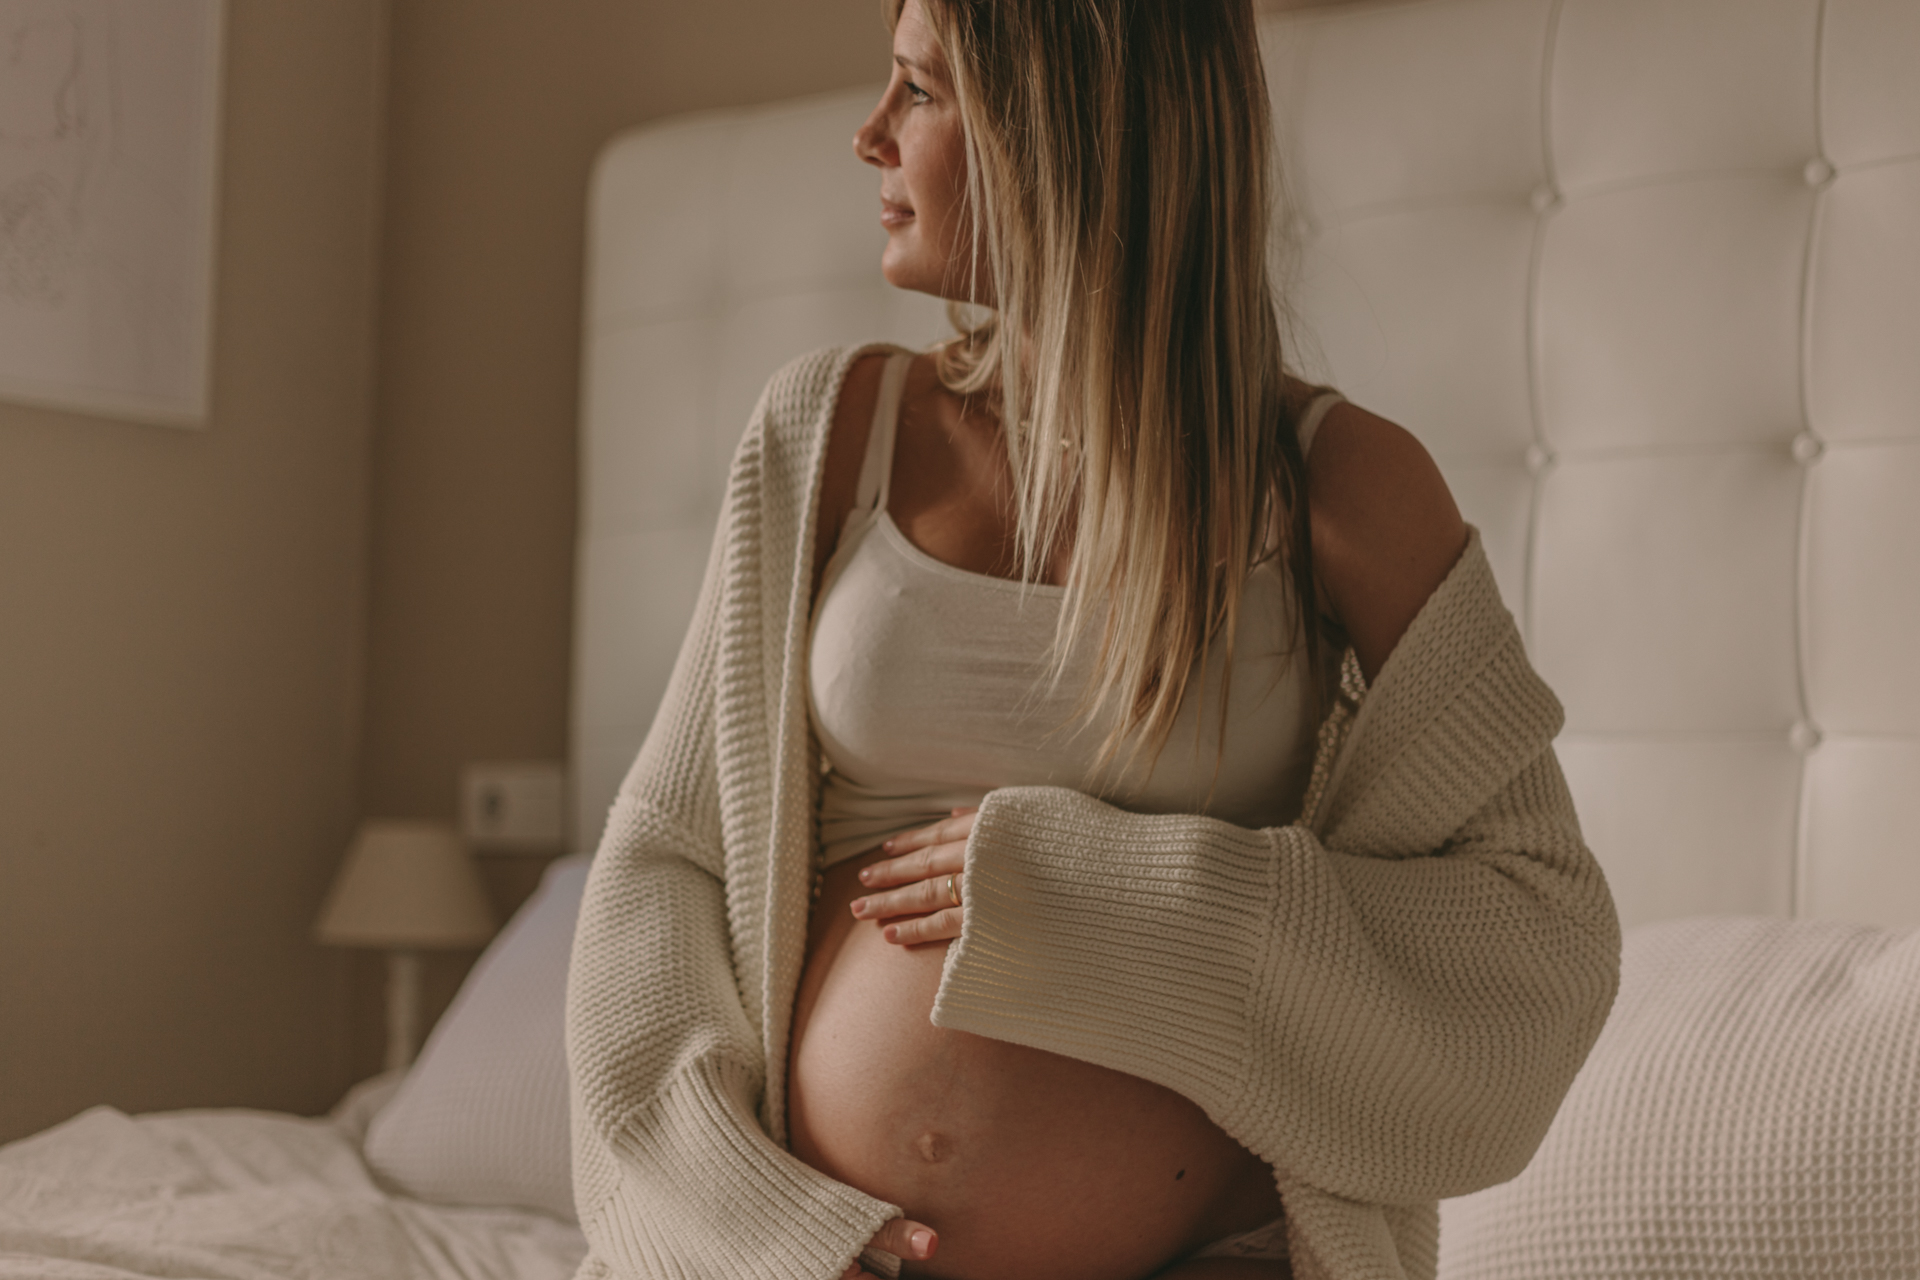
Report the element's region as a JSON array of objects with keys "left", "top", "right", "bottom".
[
  {"left": 848, "top": 809, "right": 976, "bottom": 945},
  {"left": 838, "top": 1217, "right": 938, "bottom": 1278}
]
